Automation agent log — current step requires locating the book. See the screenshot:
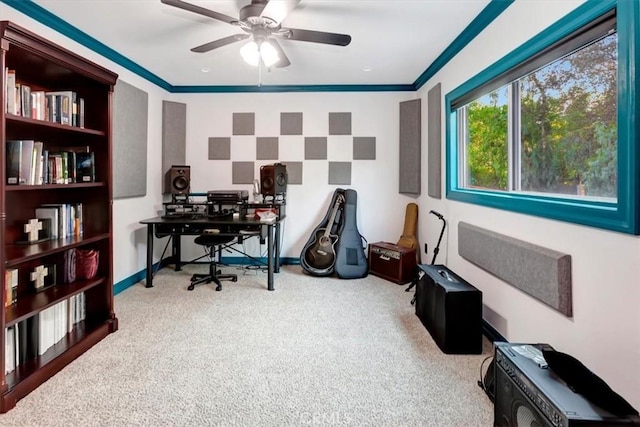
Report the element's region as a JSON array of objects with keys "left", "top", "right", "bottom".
[
  {"left": 75, "top": 151, "right": 95, "bottom": 182},
  {"left": 19, "top": 140, "right": 34, "bottom": 185},
  {"left": 6, "top": 140, "right": 22, "bottom": 185},
  {"left": 4, "top": 268, "right": 18, "bottom": 308},
  {"left": 5, "top": 68, "right": 16, "bottom": 115}
]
